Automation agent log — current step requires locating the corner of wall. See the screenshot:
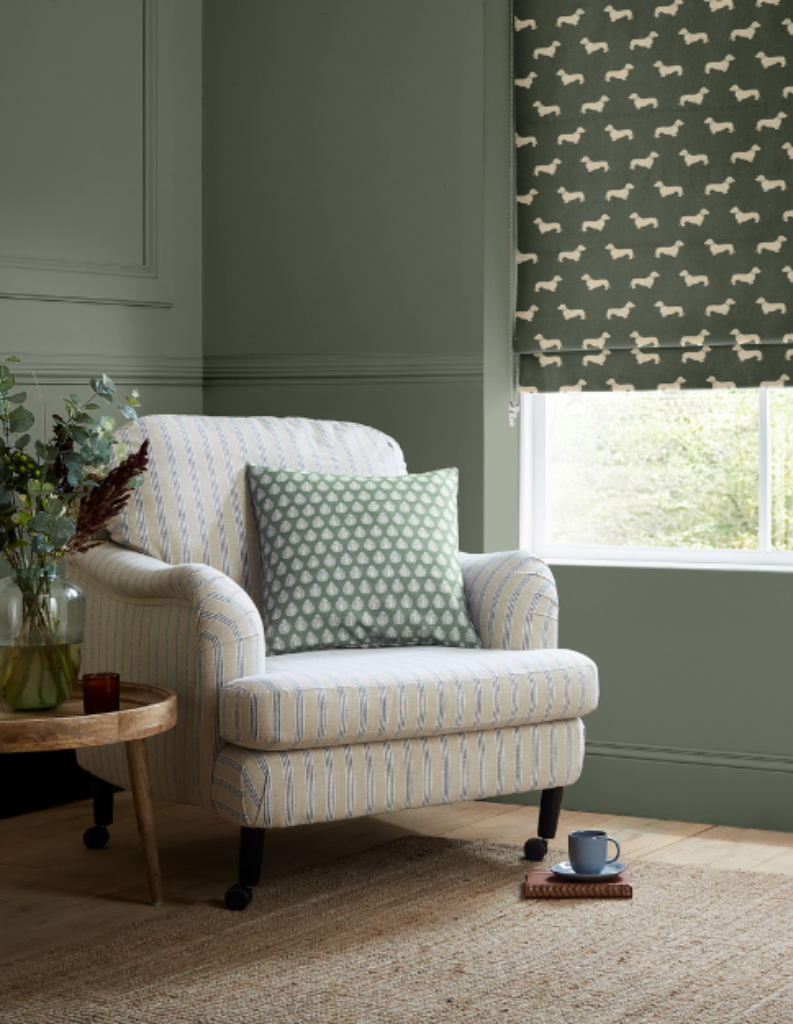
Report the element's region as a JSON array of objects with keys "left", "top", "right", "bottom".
[{"left": 483, "top": 0, "right": 519, "bottom": 553}]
